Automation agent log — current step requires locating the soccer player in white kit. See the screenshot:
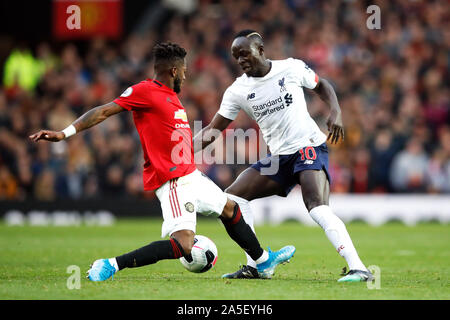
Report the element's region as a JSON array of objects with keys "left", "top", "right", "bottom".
[
  {"left": 194, "top": 30, "right": 373, "bottom": 282},
  {"left": 30, "top": 42, "right": 295, "bottom": 281}
]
